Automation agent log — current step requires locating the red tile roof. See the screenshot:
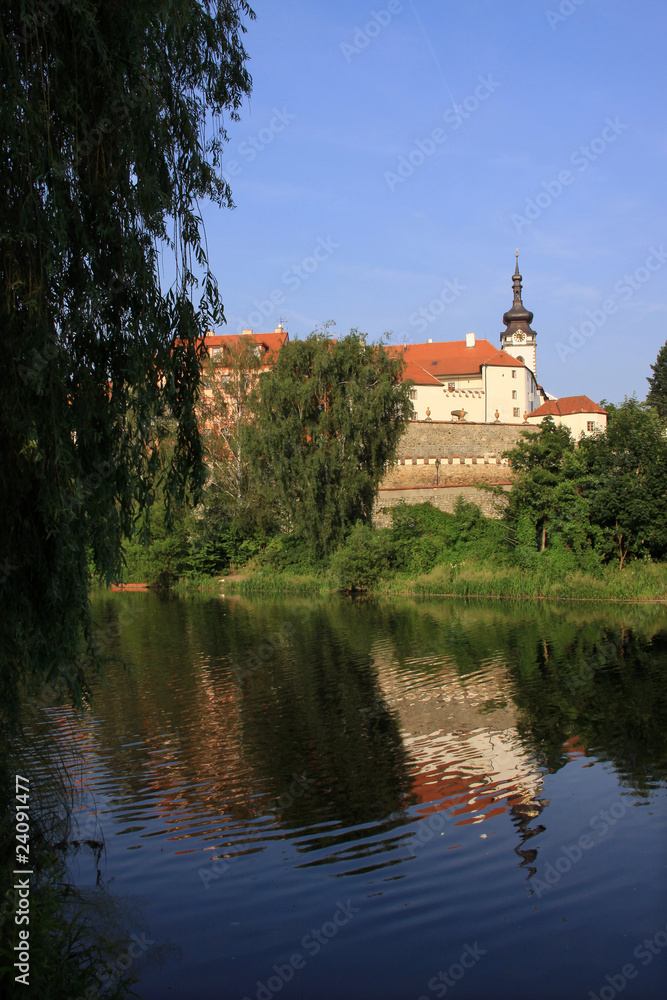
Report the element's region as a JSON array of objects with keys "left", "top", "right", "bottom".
[
  {"left": 402, "top": 360, "right": 445, "bottom": 385},
  {"left": 396, "top": 338, "right": 524, "bottom": 376},
  {"left": 527, "top": 395, "right": 607, "bottom": 418},
  {"left": 204, "top": 331, "right": 289, "bottom": 356}
]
